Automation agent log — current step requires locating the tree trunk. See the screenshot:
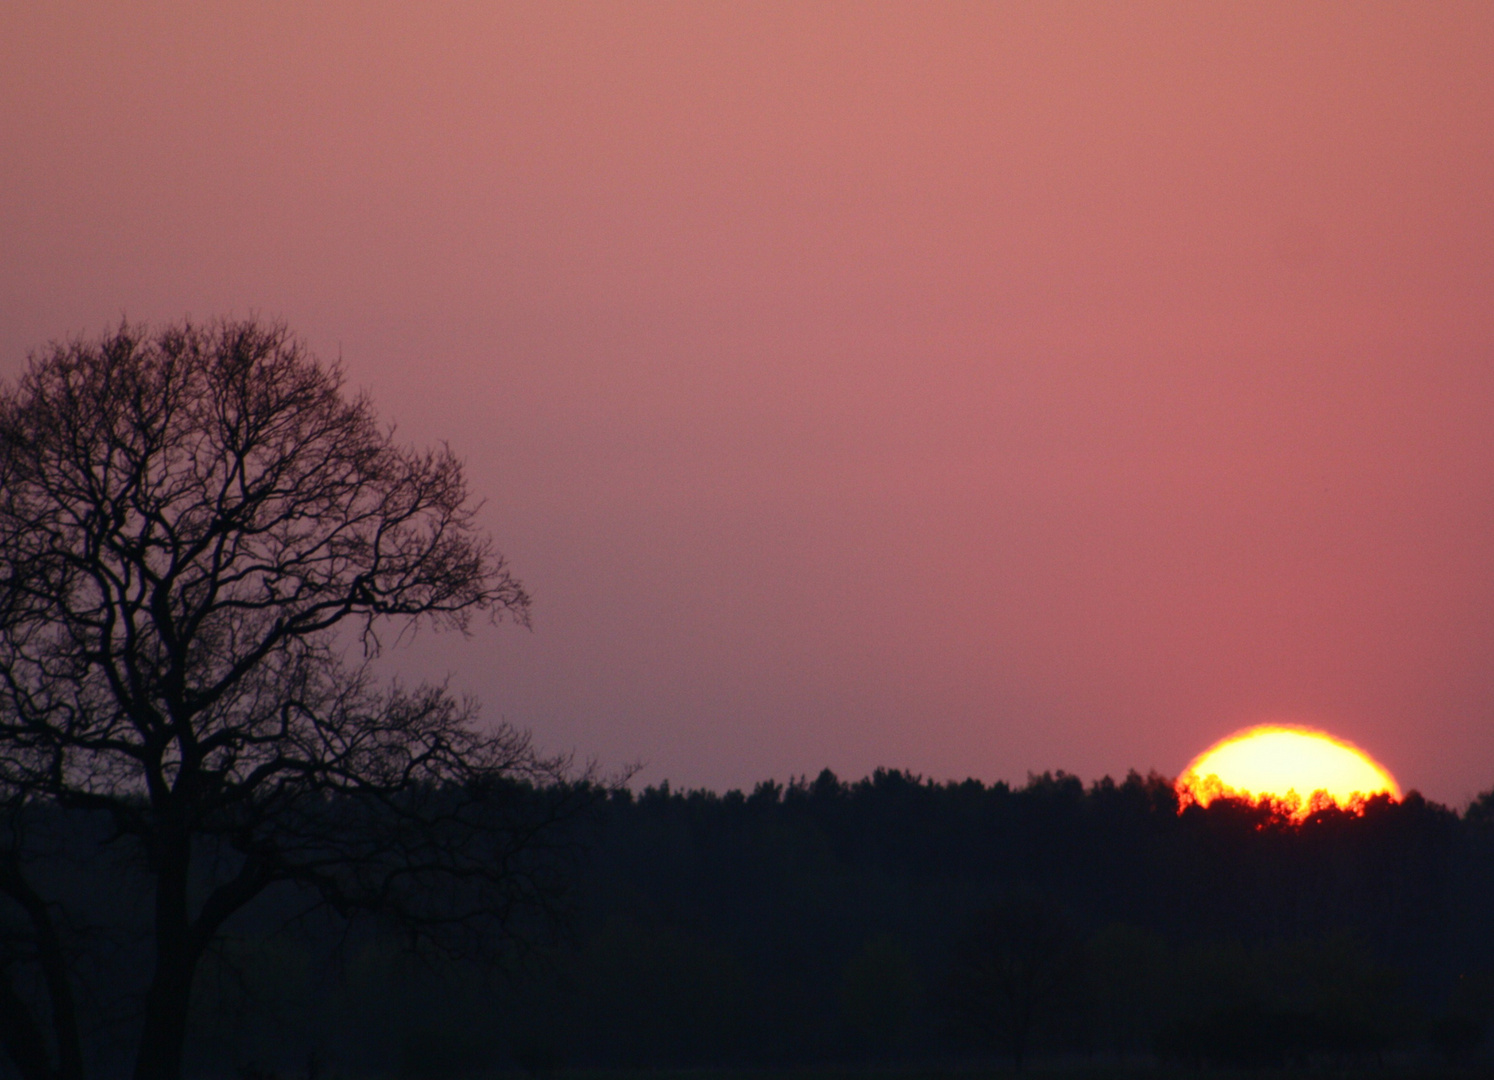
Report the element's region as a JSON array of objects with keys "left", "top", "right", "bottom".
[
  {"left": 133, "top": 946, "right": 198, "bottom": 1080},
  {"left": 133, "top": 843, "right": 198, "bottom": 1080},
  {"left": 0, "top": 972, "right": 58, "bottom": 1080},
  {"left": 0, "top": 858, "right": 84, "bottom": 1080}
]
